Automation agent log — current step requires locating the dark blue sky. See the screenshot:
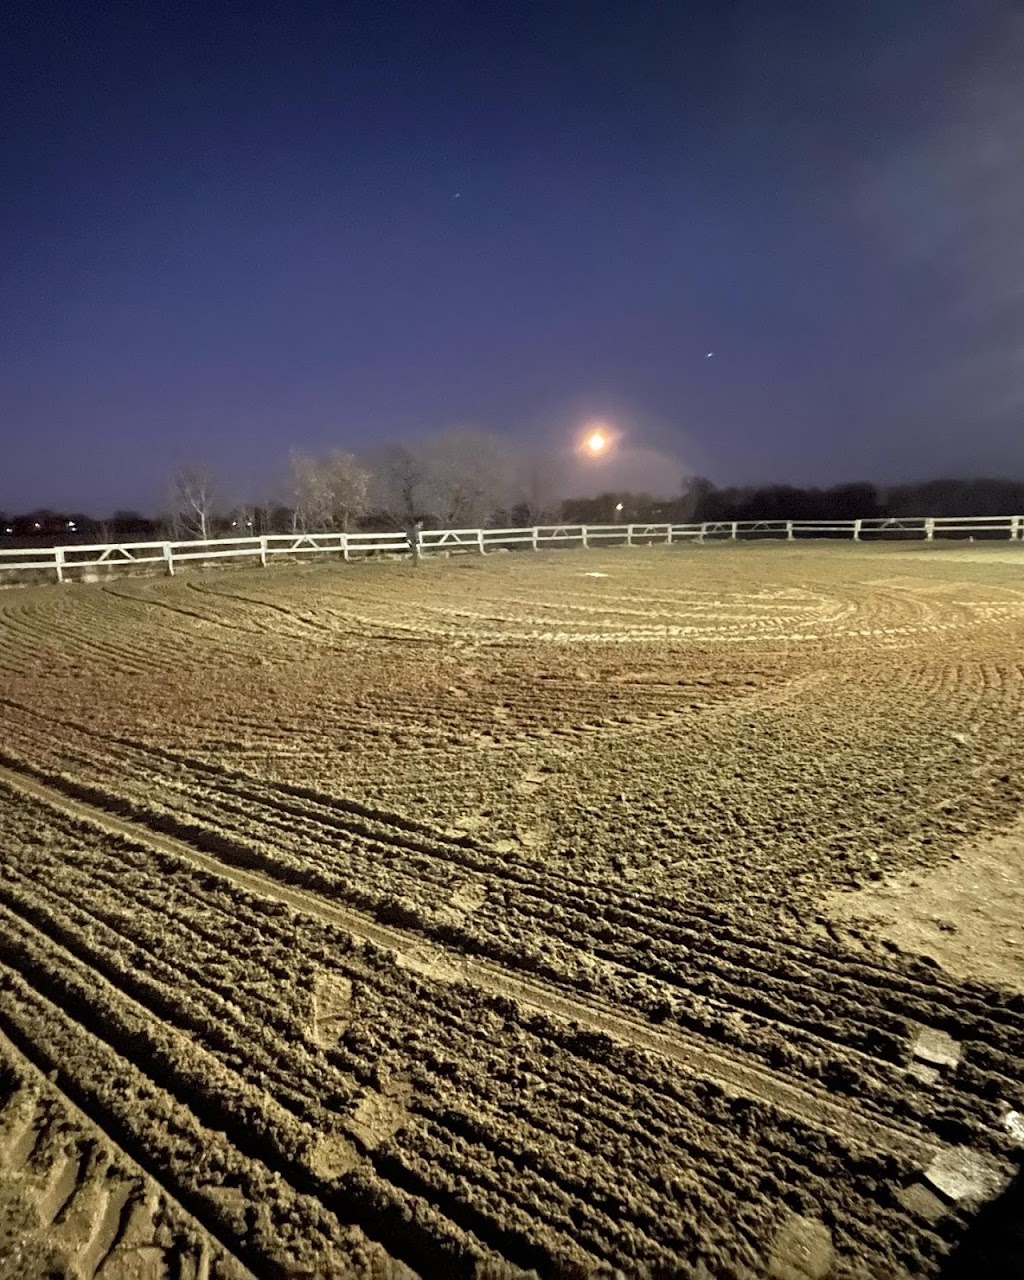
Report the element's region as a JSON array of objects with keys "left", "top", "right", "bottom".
[{"left": 2, "top": 0, "right": 1022, "bottom": 513}]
